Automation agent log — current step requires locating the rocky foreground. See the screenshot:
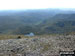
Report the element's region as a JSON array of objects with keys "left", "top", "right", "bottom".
[{"left": 0, "top": 35, "right": 75, "bottom": 56}]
